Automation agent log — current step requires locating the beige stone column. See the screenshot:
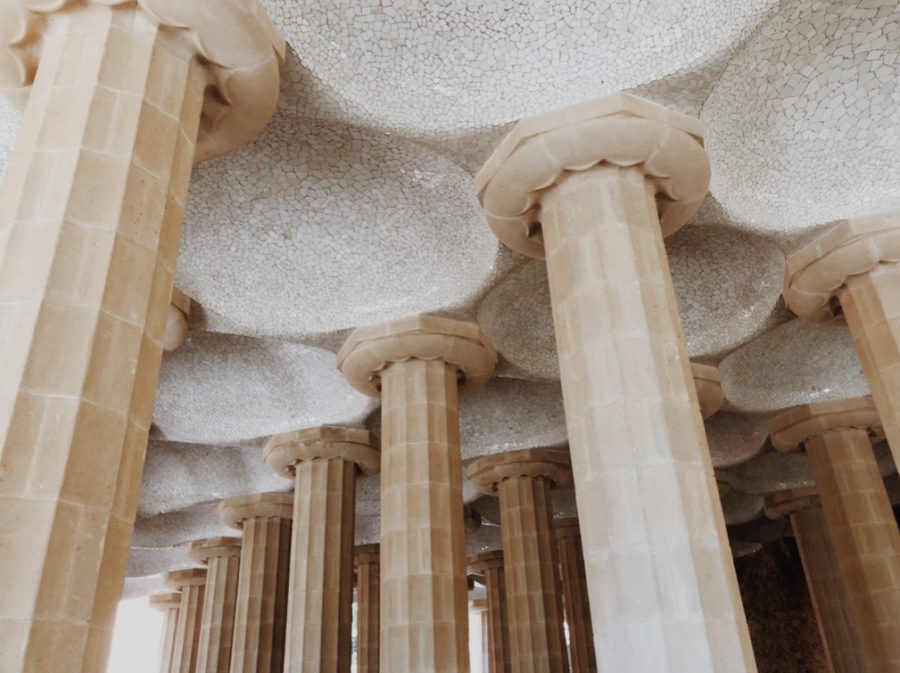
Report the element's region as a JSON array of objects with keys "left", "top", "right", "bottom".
[
  {"left": 0, "top": 3, "right": 281, "bottom": 670},
  {"left": 468, "top": 449, "right": 570, "bottom": 673},
  {"left": 475, "top": 93, "right": 755, "bottom": 673},
  {"left": 166, "top": 569, "right": 208, "bottom": 673},
  {"left": 219, "top": 493, "right": 293, "bottom": 673},
  {"left": 355, "top": 544, "right": 380, "bottom": 673},
  {"left": 469, "top": 551, "right": 511, "bottom": 673},
  {"left": 784, "top": 210, "right": 900, "bottom": 469},
  {"left": 189, "top": 537, "right": 242, "bottom": 673},
  {"left": 150, "top": 592, "right": 182, "bottom": 673},
  {"left": 765, "top": 488, "right": 868, "bottom": 673},
  {"left": 554, "top": 519, "right": 597, "bottom": 673},
  {"left": 338, "top": 316, "right": 497, "bottom": 673},
  {"left": 264, "top": 427, "right": 380, "bottom": 673},
  {"left": 772, "top": 398, "right": 900, "bottom": 673}
]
